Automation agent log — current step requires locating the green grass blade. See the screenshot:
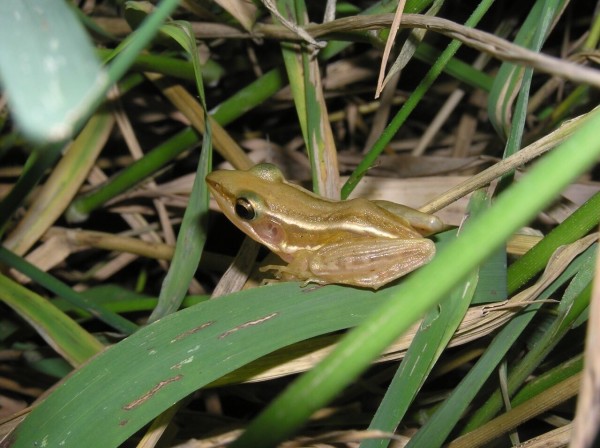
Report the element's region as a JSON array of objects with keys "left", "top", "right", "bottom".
[
  {"left": 211, "top": 68, "right": 286, "bottom": 126},
  {"left": 67, "top": 127, "right": 200, "bottom": 220},
  {"left": 462, "top": 242, "right": 595, "bottom": 431},
  {"left": 149, "top": 132, "right": 211, "bottom": 320},
  {"left": 230, "top": 107, "right": 600, "bottom": 448},
  {"left": 405, "top": 241, "right": 593, "bottom": 448},
  {"left": 361, "top": 229, "right": 477, "bottom": 448},
  {"left": 147, "top": 20, "right": 212, "bottom": 321},
  {"left": 0, "top": 274, "right": 103, "bottom": 366},
  {"left": 511, "top": 355, "right": 583, "bottom": 407},
  {"left": 469, "top": 191, "right": 508, "bottom": 305},
  {"left": 97, "top": 48, "right": 225, "bottom": 85},
  {"left": 496, "top": 0, "right": 561, "bottom": 193},
  {"left": 274, "top": 0, "right": 340, "bottom": 197},
  {"left": 414, "top": 42, "right": 494, "bottom": 91},
  {"left": 487, "top": 0, "right": 568, "bottom": 137},
  {"left": 470, "top": 245, "right": 507, "bottom": 304},
  {"left": 105, "top": 0, "right": 180, "bottom": 84},
  {"left": 55, "top": 285, "right": 207, "bottom": 316},
  {"left": 0, "top": 247, "right": 138, "bottom": 334},
  {"left": 0, "top": 143, "right": 63, "bottom": 234}
]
